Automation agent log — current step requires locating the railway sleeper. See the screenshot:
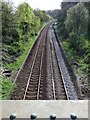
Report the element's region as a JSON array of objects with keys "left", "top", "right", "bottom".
[
  {"left": 29, "top": 82, "right": 39, "bottom": 85},
  {"left": 26, "top": 91, "right": 37, "bottom": 95},
  {"left": 25, "top": 96, "right": 36, "bottom": 100},
  {"left": 27, "top": 88, "right": 38, "bottom": 91}
]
